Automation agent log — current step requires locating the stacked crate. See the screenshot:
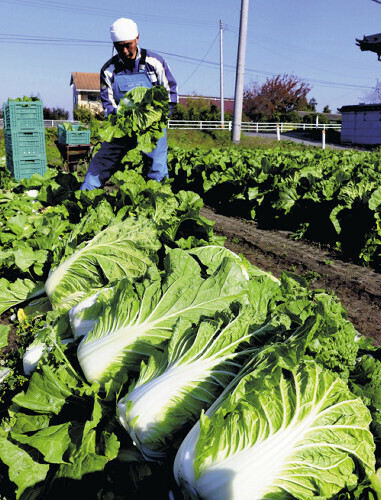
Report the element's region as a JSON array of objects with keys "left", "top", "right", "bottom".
[{"left": 4, "top": 100, "right": 47, "bottom": 180}]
